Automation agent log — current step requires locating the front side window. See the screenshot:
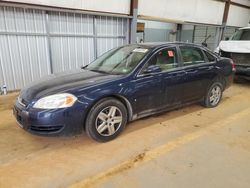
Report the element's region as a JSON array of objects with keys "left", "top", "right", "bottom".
[
  {"left": 87, "top": 45, "right": 149, "bottom": 75},
  {"left": 231, "top": 29, "right": 250, "bottom": 41},
  {"left": 180, "top": 47, "right": 205, "bottom": 66},
  {"left": 142, "top": 48, "right": 178, "bottom": 73}
]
